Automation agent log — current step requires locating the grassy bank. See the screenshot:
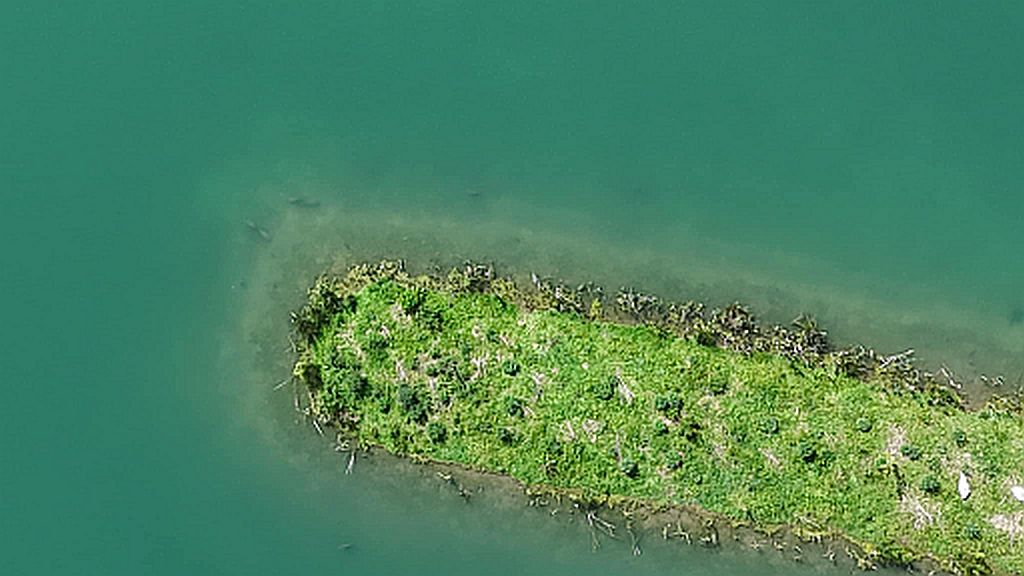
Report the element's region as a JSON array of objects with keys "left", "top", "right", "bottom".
[{"left": 292, "top": 261, "right": 1024, "bottom": 575}]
